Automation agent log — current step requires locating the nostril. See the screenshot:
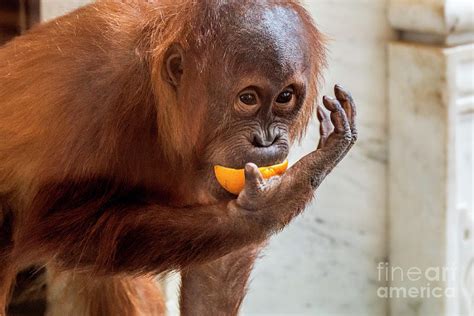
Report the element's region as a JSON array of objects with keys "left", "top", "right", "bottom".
[
  {"left": 252, "top": 134, "right": 277, "bottom": 148},
  {"left": 251, "top": 134, "right": 264, "bottom": 147}
]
